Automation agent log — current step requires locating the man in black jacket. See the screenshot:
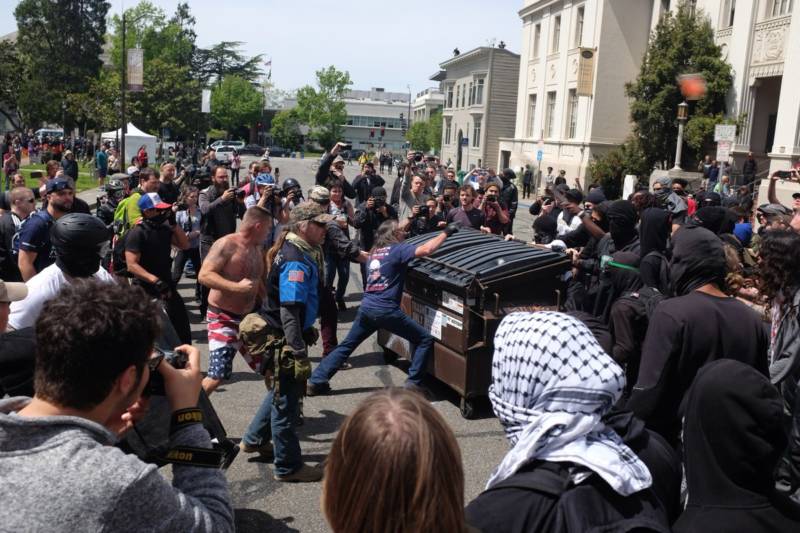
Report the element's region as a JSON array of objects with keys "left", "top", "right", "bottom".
[
  {"left": 314, "top": 143, "right": 356, "bottom": 199},
  {"left": 0, "top": 187, "right": 36, "bottom": 282},
  {"left": 351, "top": 162, "right": 385, "bottom": 205},
  {"left": 499, "top": 169, "right": 519, "bottom": 235}
]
